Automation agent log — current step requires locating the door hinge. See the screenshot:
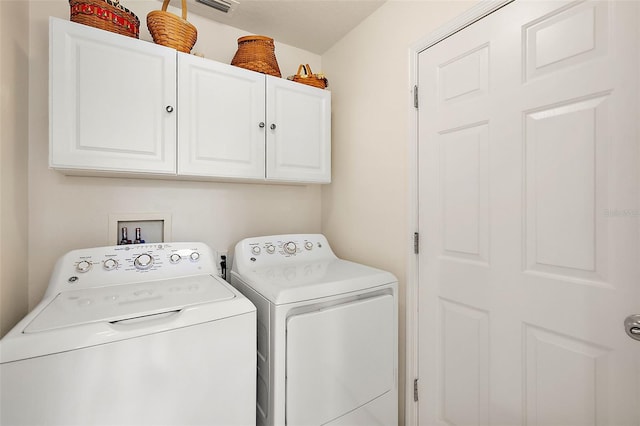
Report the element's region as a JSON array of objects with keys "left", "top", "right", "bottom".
[
  {"left": 414, "top": 378, "right": 419, "bottom": 402},
  {"left": 414, "top": 232, "right": 419, "bottom": 254},
  {"left": 413, "top": 85, "right": 419, "bottom": 109}
]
